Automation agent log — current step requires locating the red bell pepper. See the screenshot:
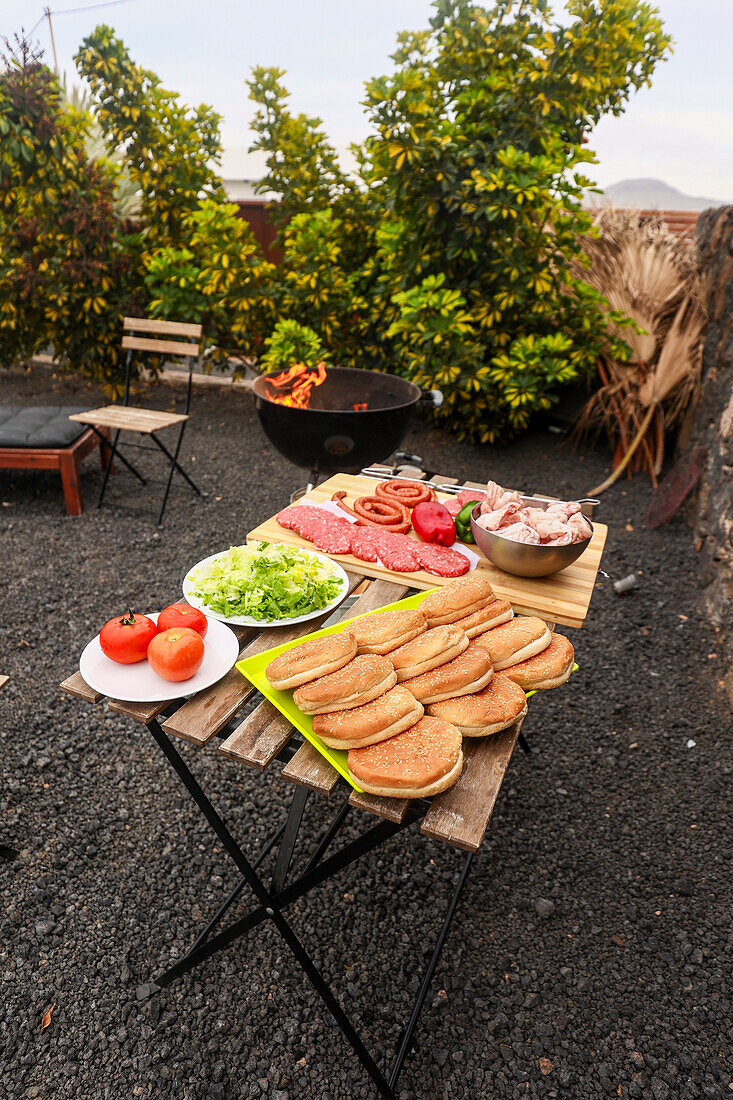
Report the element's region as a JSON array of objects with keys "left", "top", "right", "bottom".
[{"left": 411, "top": 501, "right": 456, "bottom": 547}]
